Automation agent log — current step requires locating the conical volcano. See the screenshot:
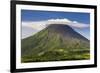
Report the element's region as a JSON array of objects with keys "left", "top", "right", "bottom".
[{"left": 21, "top": 24, "right": 90, "bottom": 63}]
